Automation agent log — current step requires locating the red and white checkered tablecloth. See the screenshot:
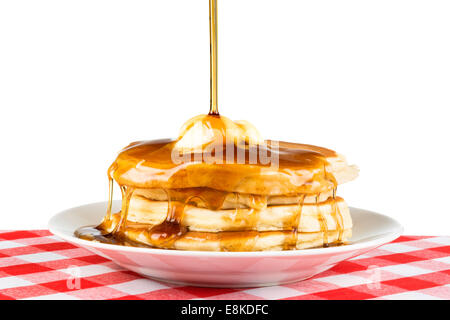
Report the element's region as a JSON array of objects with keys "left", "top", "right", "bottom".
[{"left": 0, "top": 230, "right": 449, "bottom": 300}]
